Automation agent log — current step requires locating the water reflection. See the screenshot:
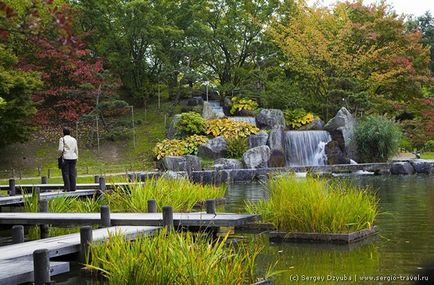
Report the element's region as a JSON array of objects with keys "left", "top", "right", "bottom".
[{"left": 226, "top": 175, "right": 434, "bottom": 285}]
